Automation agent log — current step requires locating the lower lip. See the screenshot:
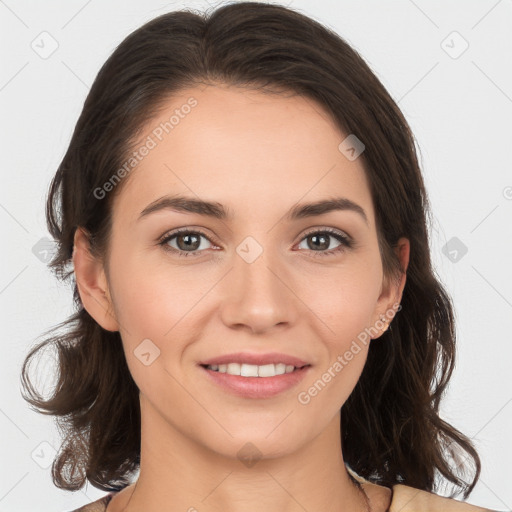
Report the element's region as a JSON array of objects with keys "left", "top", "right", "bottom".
[{"left": 200, "top": 365, "right": 311, "bottom": 399}]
